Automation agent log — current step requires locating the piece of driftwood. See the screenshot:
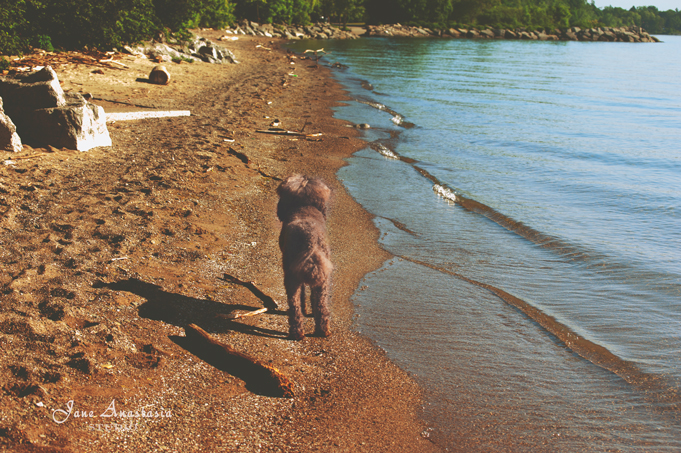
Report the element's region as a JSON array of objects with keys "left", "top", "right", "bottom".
[
  {"left": 99, "top": 58, "right": 129, "bottom": 68},
  {"left": 255, "top": 128, "right": 322, "bottom": 138},
  {"left": 217, "top": 307, "right": 268, "bottom": 320},
  {"left": 184, "top": 324, "right": 294, "bottom": 398}
]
